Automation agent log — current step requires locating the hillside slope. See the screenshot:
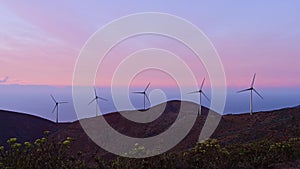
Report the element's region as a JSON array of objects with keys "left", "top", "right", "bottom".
[
  {"left": 0, "top": 110, "right": 70, "bottom": 145},
  {"left": 52, "top": 101, "right": 300, "bottom": 160},
  {"left": 0, "top": 101, "right": 299, "bottom": 161}
]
